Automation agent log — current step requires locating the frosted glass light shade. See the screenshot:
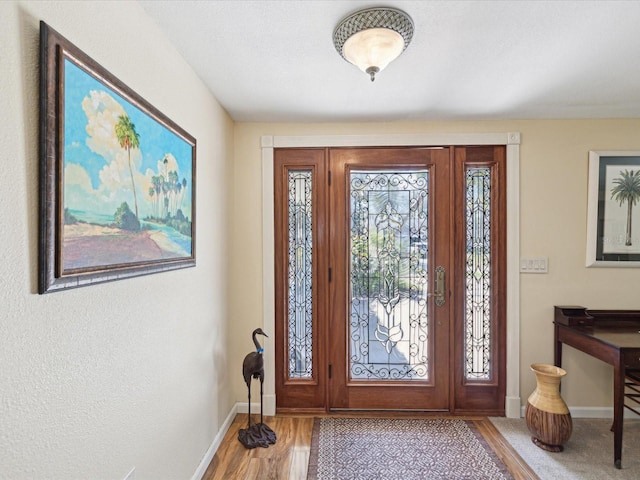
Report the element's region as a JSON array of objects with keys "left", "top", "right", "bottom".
[
  {"left": 333, "top": 7, "right": 414, "bottom": 82},
  {"left": 343, "top": 28, "right": 404, "bottom": 76}
]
